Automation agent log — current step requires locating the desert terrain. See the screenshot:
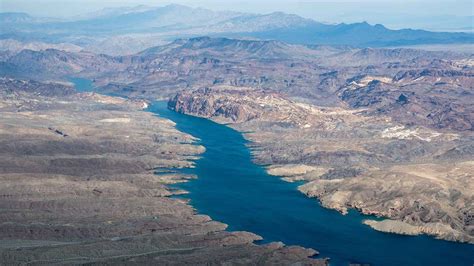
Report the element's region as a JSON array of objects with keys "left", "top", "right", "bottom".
[{"left": 0, "top": 33, "right": 472, "bottom": 264}]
